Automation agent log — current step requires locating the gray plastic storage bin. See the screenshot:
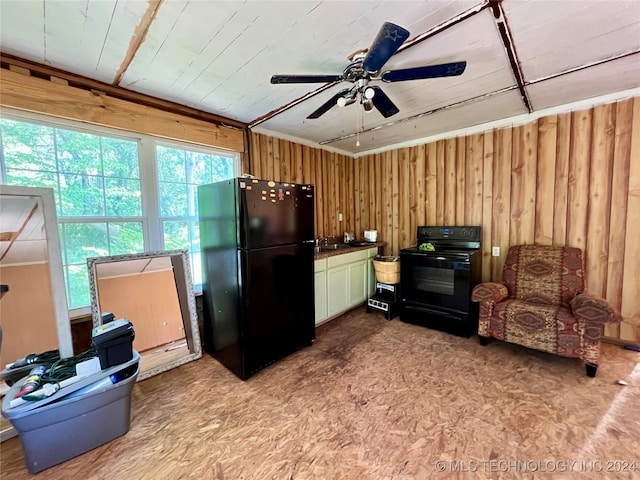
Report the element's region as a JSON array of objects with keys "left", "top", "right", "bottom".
[{"left": 2, "top": 351, "right": 139, "bottom": 474}]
